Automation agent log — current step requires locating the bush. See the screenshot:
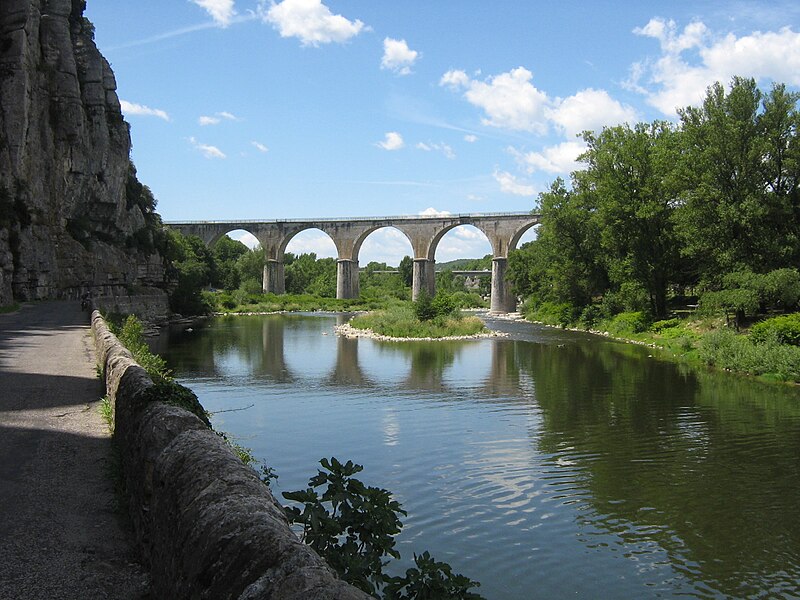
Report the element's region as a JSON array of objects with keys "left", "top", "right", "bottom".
[
  {"left": 526, "top": 301, "right": 578, "bottom": 327},
  {"left": 283, "top": 457, "right": 484, "bottom": 599},
  {"left": 413, "top": 290, "right": 436, "bottom": 321},
  {"left": 650, "top": 318, "right": 681, "bottom": 332},
  {"left": 750, "top": 313, "right": 800, "bottom": 346},
  {"left": 579, "top": 304, "right": 603, "bottom": 329},
  {"left": 607, "top": 311, "right": 650, "bottom": 335},
  {"left": 699, "top": 328, "right": 800, "bottom": 381}
]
